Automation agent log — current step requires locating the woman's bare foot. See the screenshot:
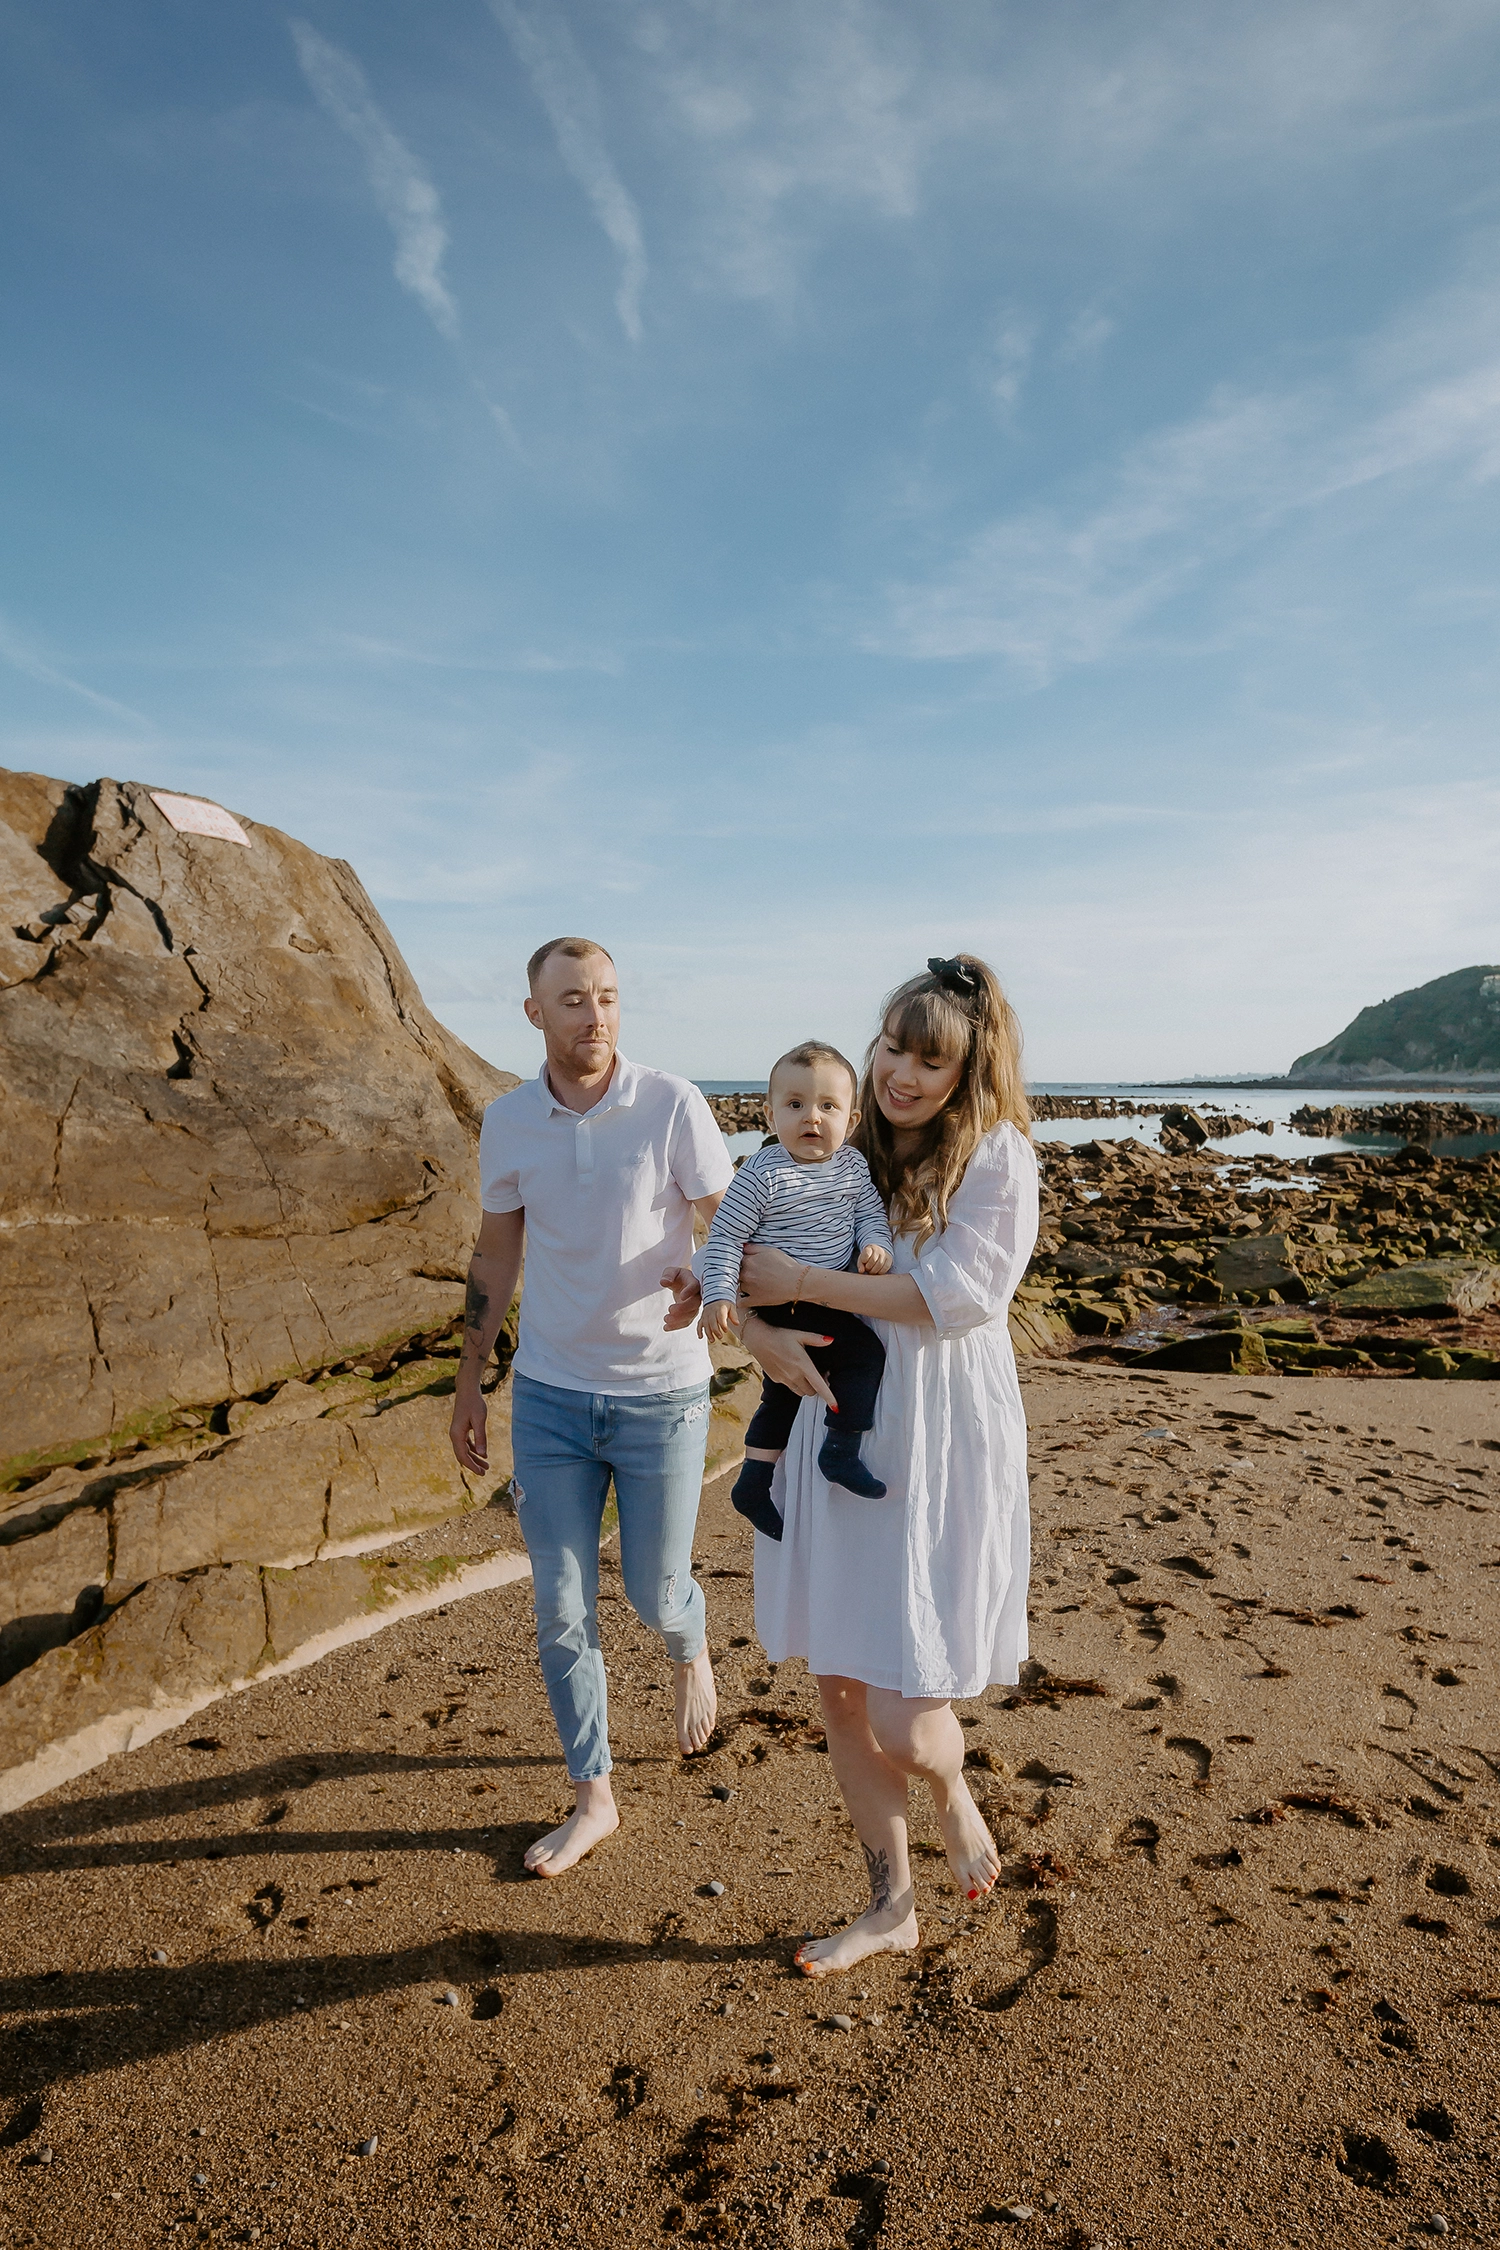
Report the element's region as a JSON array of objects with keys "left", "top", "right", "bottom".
[
  {"left": 524, "top": 1778, "right": 619, "bottom": 1877},
  {"left": 675, "top": 1646, "right": 717, "bottom": 1755},
  {"left": 795, "top": 1895, "right": 919, "bottom": 1978},
  {"left": 933, "top": 1779, "right": 1002, "bottom": 1898}
]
